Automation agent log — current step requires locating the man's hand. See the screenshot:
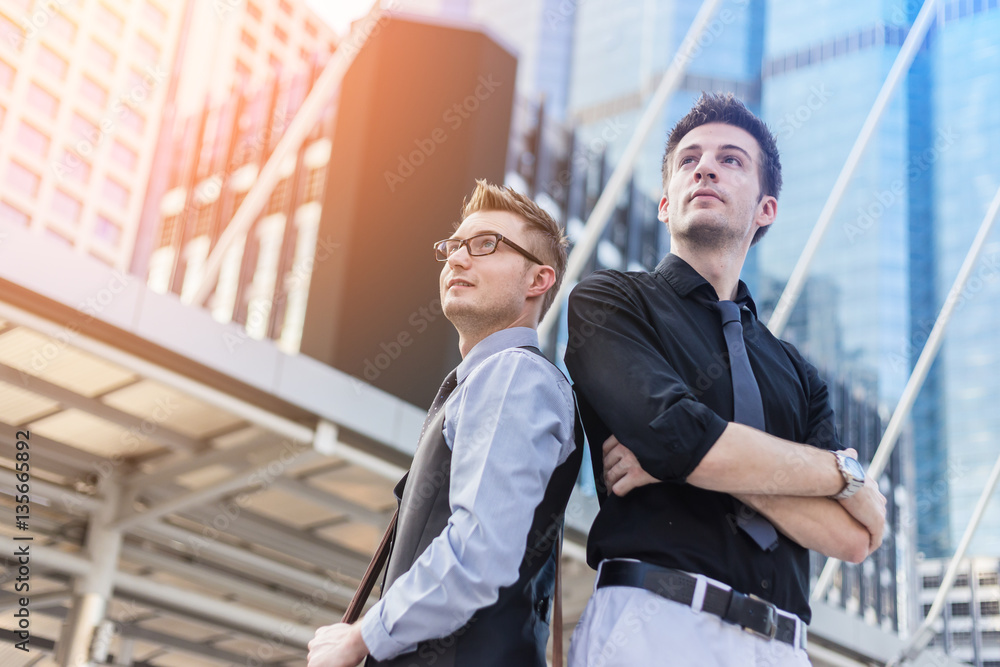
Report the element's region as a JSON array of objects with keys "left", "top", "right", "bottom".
[
  {"left": 307, "top": 622, "right": 368, "bottom": 667},
  {"left": 603, "top": 435, "right": 659, "bottom": 496},
  {"left": 836, "top": 449, "right": 887, "bottom": 555}
]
